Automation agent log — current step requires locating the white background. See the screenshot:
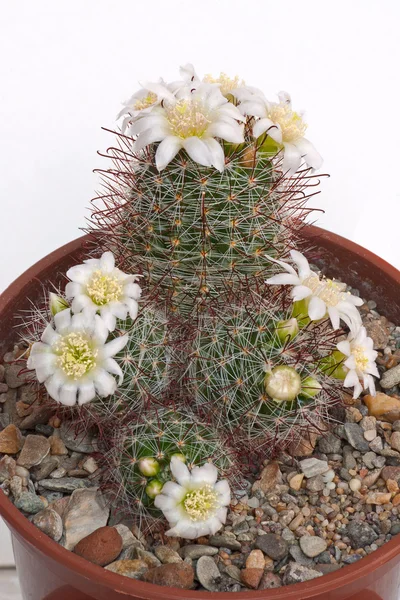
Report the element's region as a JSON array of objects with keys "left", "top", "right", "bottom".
[{"left": 0, "top": 0, "right": 399, "bottom": 567}]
